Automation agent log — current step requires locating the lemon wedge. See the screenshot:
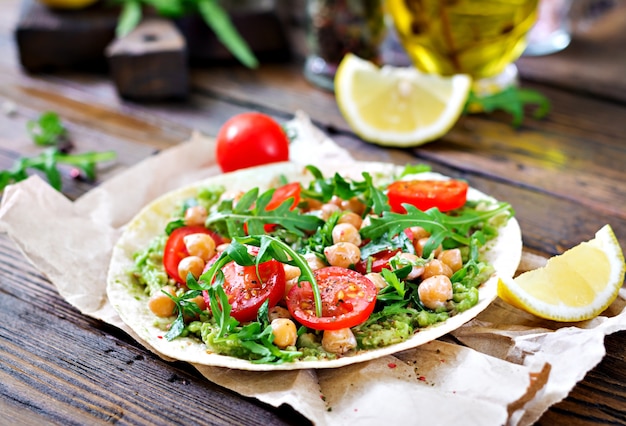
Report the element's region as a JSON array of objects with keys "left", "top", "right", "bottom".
[
  {"left": 334, "top": 53, "right": 472, "bottom": 147},
  {"left": 498, "top": 225, "right": 626, "bottom": 322}
]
